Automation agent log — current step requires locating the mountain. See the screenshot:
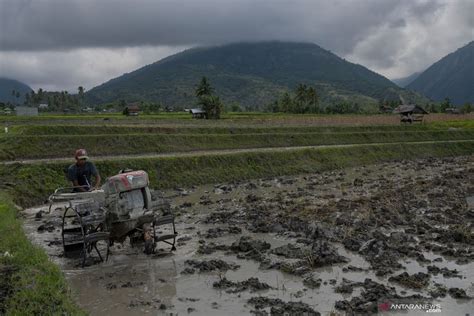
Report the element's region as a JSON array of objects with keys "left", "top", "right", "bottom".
[
  {"left": 407, "top": 41, "right": 474, "bottom": 105},
  {"left": 392, "top": 72, "right": 420, "bottom": 87},
  {"left": 86, "top": 41, "right": 426, "bottom": 110},
  {"left": 0, "top": 78, "right": 33, "bottom": 104}
]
